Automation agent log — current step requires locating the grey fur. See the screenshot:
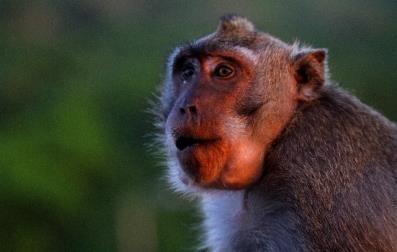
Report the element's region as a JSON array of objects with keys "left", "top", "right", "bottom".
[{"left": 156, "top": 15, "right": 397, "bottom": 251}]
